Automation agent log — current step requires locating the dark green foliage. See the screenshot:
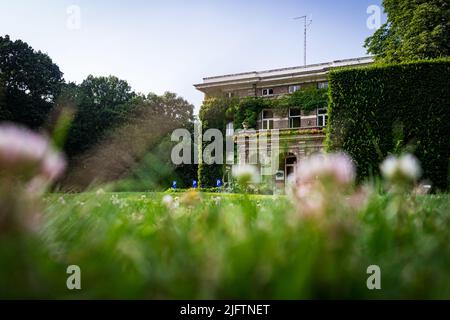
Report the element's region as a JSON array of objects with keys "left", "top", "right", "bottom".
[
  {"left": 277, "top": 87, "right": 328, "bottom": 111},
  {"left": 0, "top": 78, "right": 8, "bottom": 119},
  {"left": 198, "top": 162, "right": 224, "bottom": 188},
  {"left": 234, "top": 97, "right": 269, "bottom": 129},
  {"left": 0, "top": 35, "right": 63, "bottom": 128},
  {"left": 365, "top": 0, "right": 450, "bottom": 62},
  {"left": 327, "top": 59, "right": 450, "bottom": 190},
  {"left": 64, "top": 75, "right": 136, "bottom": 157},
  {"left": 198, "top": 97, "right": 235, "bottom": 187},
  {"left": 199, "top": 97, "right": 235, "bottom": 129}
]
